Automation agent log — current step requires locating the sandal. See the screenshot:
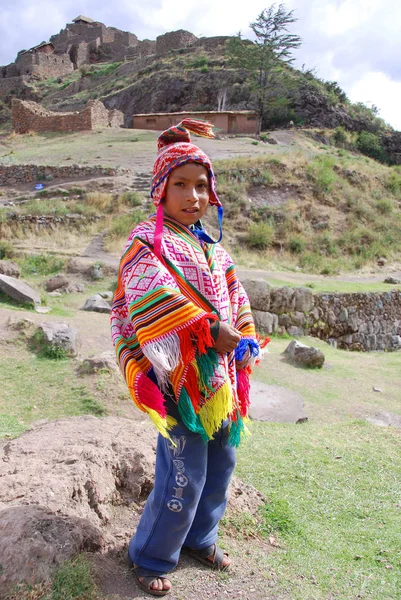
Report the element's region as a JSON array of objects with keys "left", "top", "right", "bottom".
[
  {"left": 127, "top": 553, "right": 171, "bottom": 597},
  {"left": 181, "top": 544, "right": 230, "bottom": 571}
]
